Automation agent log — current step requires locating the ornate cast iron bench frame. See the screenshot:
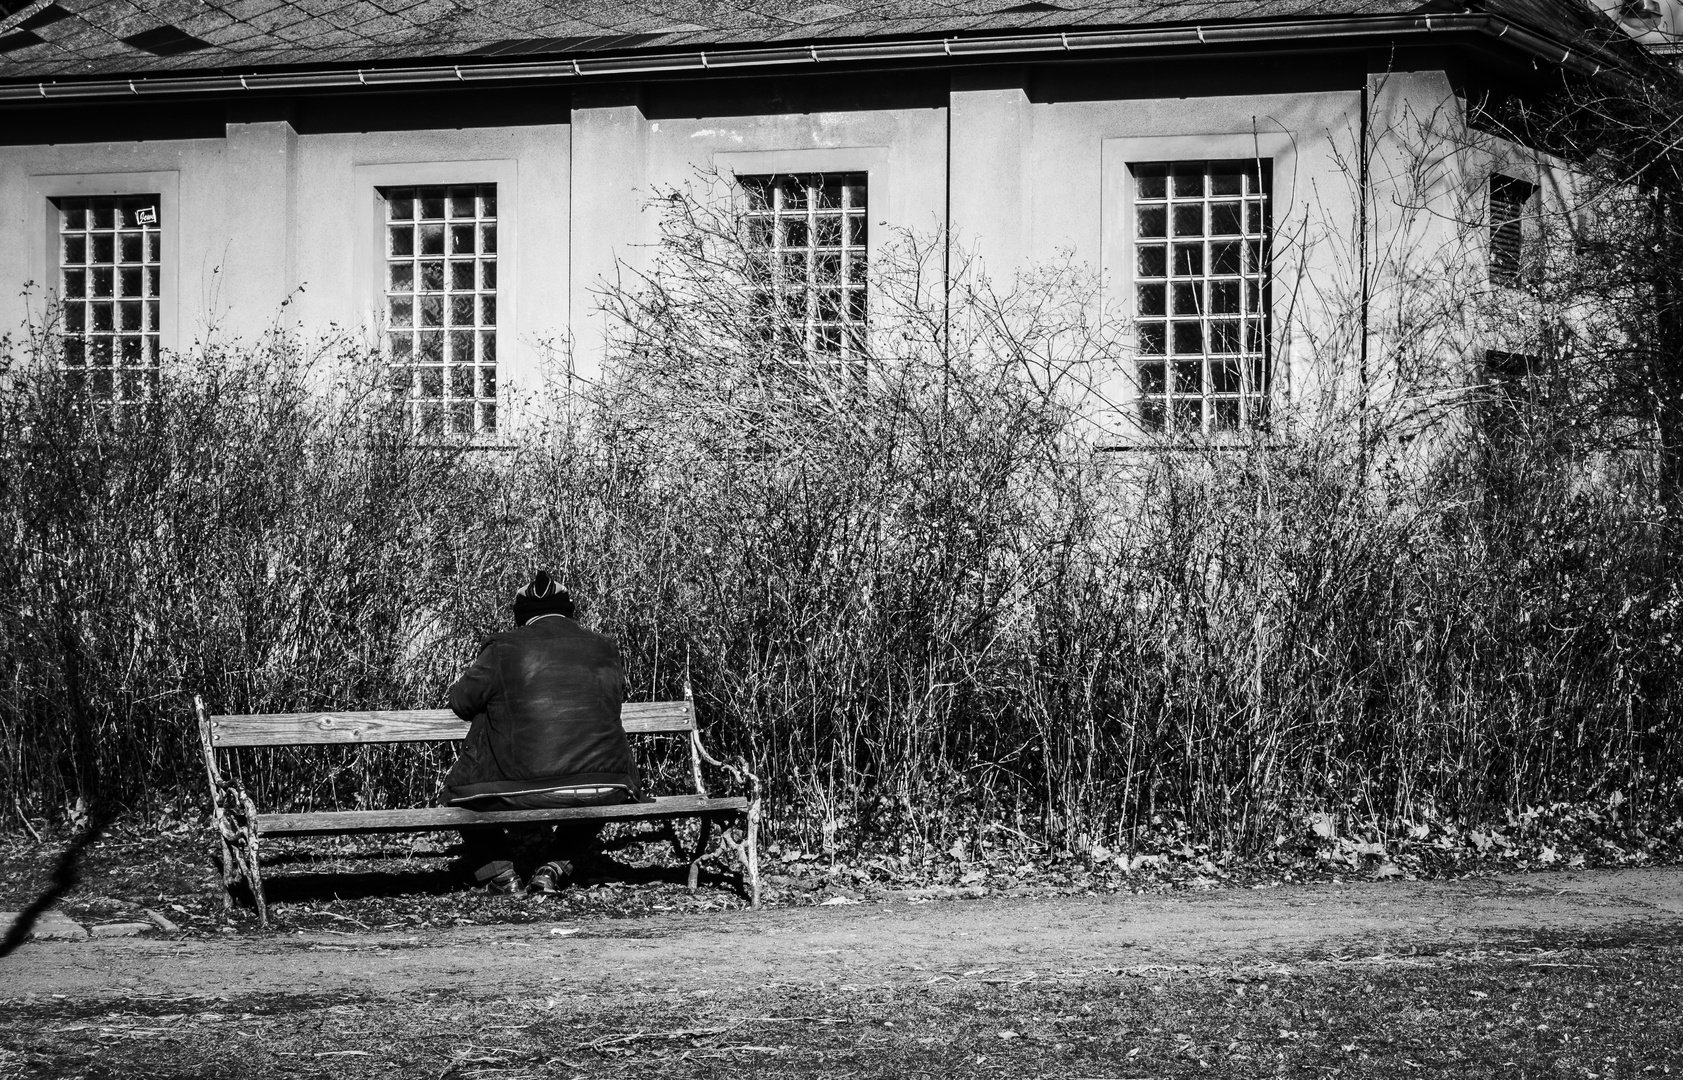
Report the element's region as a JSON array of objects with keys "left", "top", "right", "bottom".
[{"left": 195, "top": 693, "right": 761, "bottom": 925}]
